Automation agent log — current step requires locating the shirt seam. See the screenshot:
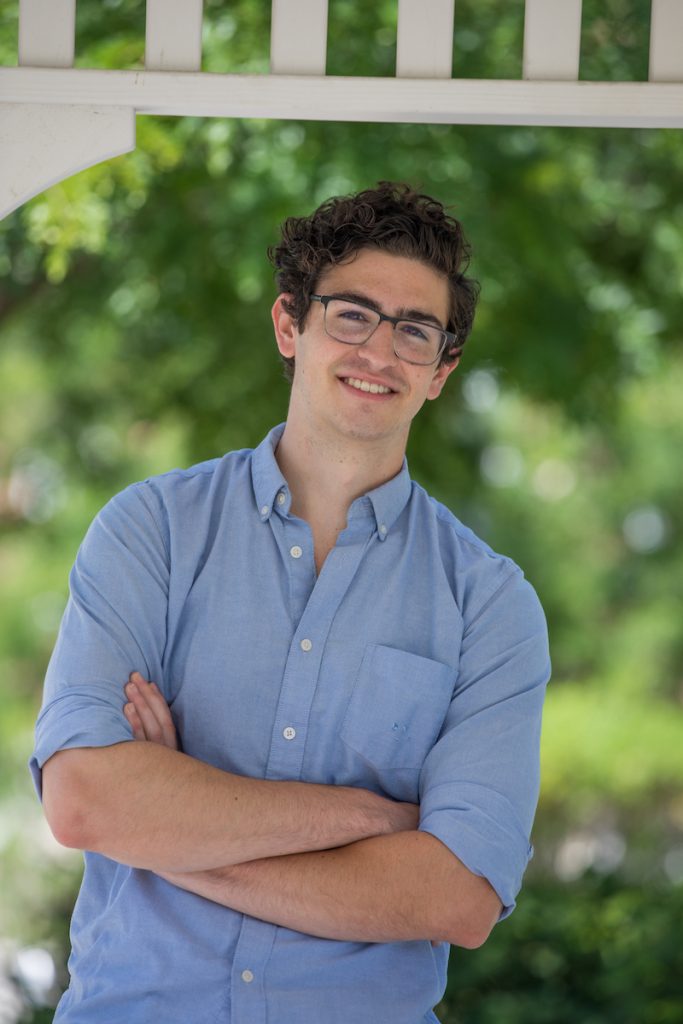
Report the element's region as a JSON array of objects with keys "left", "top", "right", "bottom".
[
  {"left": 462, "top": 568, "right": 522, "bottom": 637},
  {"left": 131, "top": 482, "right": 172, "bottom": 566},
  {"left": 431, "top": 501, "right": 511, "bottom": 562}
]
